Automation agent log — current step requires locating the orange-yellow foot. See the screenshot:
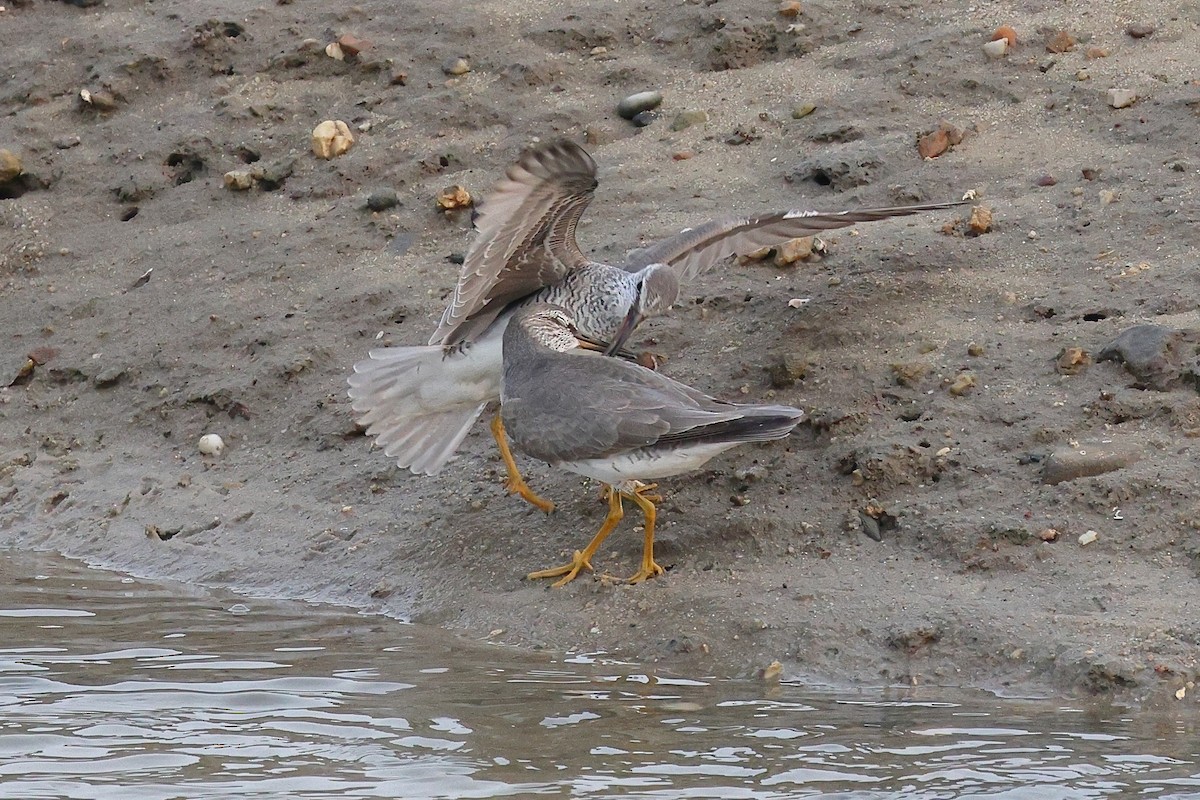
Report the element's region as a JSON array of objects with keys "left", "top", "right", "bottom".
[
  {"left": 527, "top": 550, "right": 592, "bottom": 587},
  {"left": 505, "top": 475, "right": 555, "bottom": 514},
  {"left": 626, "top": 559, "right": 666, "bottom": 585}
]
